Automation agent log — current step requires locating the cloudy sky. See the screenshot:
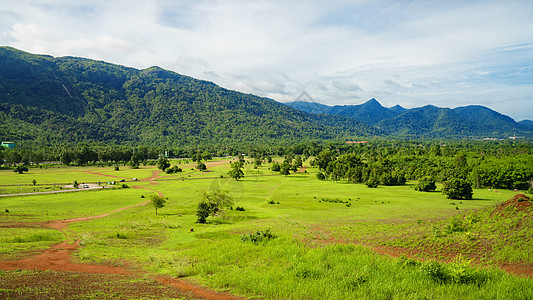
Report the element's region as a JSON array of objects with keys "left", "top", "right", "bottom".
[{"left": 1, "top": 0, "right": 532, "bottom": 120}]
